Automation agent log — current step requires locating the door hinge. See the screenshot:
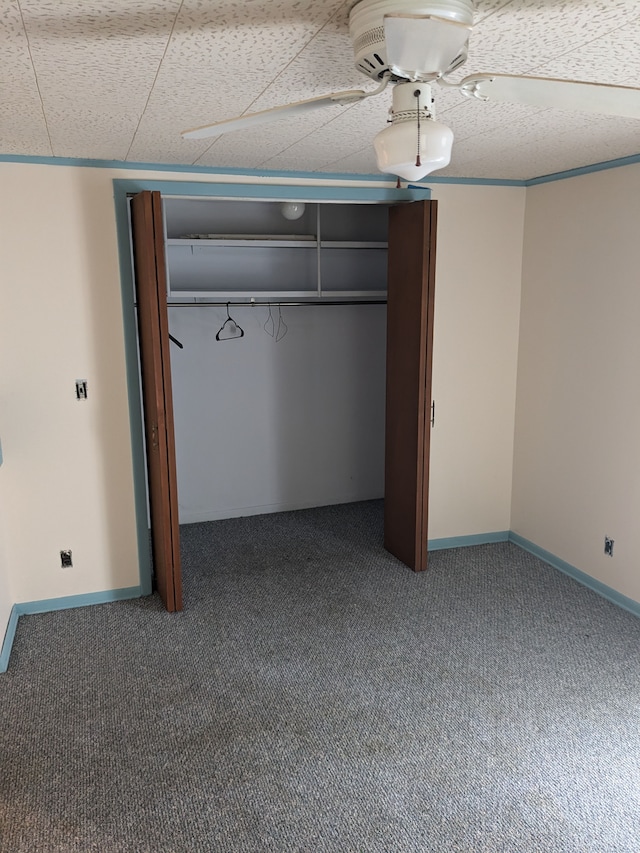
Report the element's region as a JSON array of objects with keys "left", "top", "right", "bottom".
[{"left": 430, "top": 400, "right": 435, "bottom": 427}]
